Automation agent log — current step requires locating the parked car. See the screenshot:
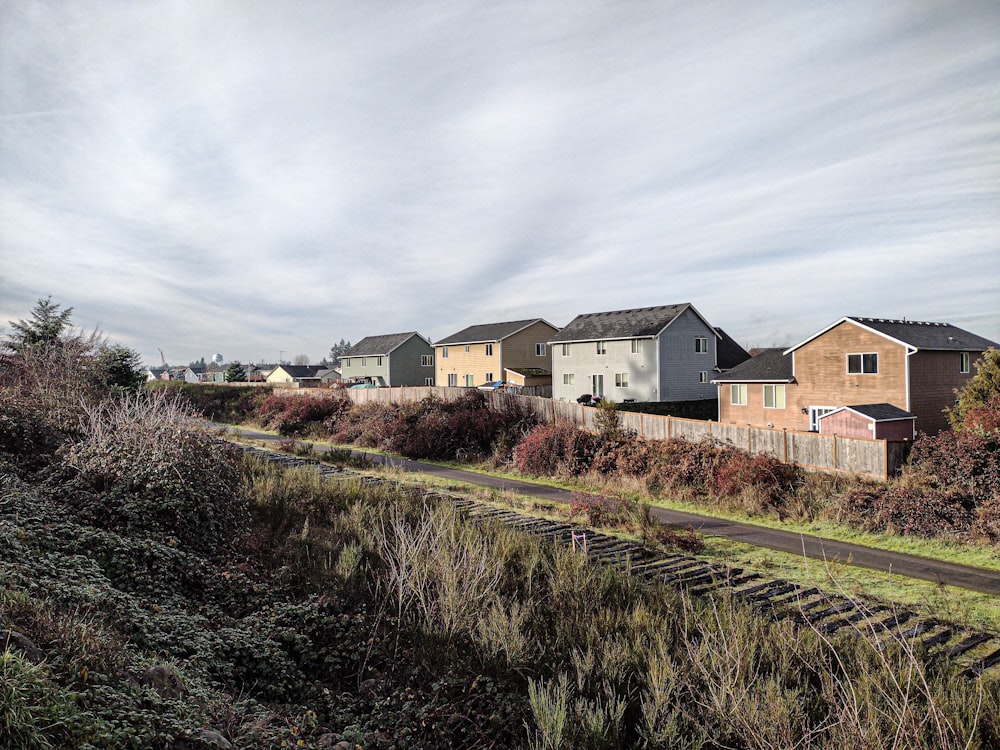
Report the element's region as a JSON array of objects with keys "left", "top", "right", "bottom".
[{"left": 477, "top": 380, "right": 508, "bottom": 391}]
